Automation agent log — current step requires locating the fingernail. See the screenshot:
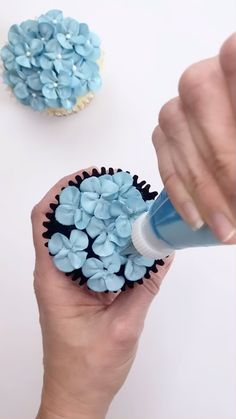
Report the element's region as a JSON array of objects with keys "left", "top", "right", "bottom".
[
  {"left": 182, "top": 201, "right": 204, "bottom": 230},
  {"left": 211, "top": 212, "right": 236, "bottom": 243}
]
